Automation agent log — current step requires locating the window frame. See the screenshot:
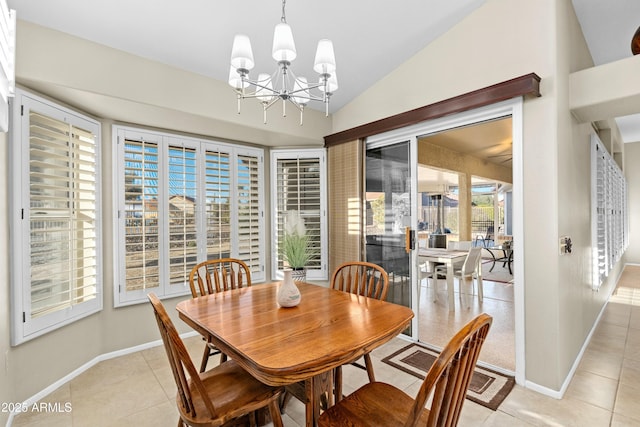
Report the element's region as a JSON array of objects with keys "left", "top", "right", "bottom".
[
  {"left": 113, "top": 125, "right": 265, "bottom": 306},
  {"left": 10, "top": 88, "right": 103, "bottom": 345},
  {"left": 270, "top": 148, "right": 328, "bottom": 281}
]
